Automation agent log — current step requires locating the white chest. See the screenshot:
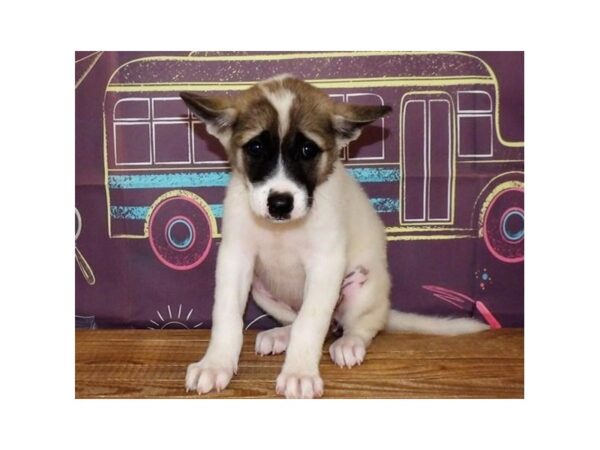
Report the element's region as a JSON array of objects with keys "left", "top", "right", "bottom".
[{"left": 252, "top": 226, "right": 311, "bottom": 308}]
